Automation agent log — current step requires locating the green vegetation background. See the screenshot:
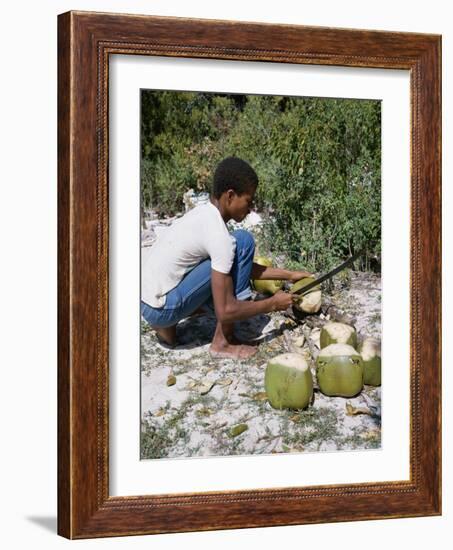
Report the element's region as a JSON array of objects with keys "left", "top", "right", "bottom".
[{"left": 141, "top": 91, "right": 381, "bottom": 273}]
